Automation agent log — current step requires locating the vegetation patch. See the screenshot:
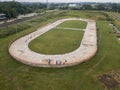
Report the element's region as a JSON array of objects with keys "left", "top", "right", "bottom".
[
  {"left": 0, "top": 11, "right": 66, "bottom": 38},
  {"left": 98, "top": 70, "right": 120, "bottom": 89},
  {"left": 0, "top": 23, "right": 31, "bottom": 38}
]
